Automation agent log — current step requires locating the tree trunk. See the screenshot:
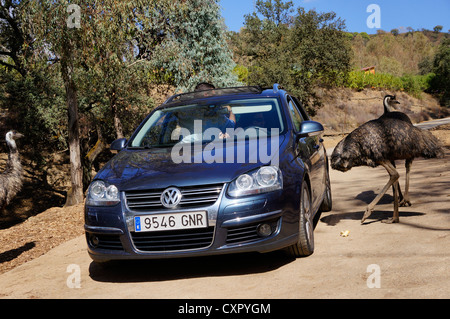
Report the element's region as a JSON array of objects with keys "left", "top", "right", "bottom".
[
  {"left": 82, "top": 124, "right": 106, "bottom": 191},
  {"left": 110, "top": 89, "right": 124, "bottom": 139},
  {"left": 61, "top": 43, "right": 84, "bottom": 207}
]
